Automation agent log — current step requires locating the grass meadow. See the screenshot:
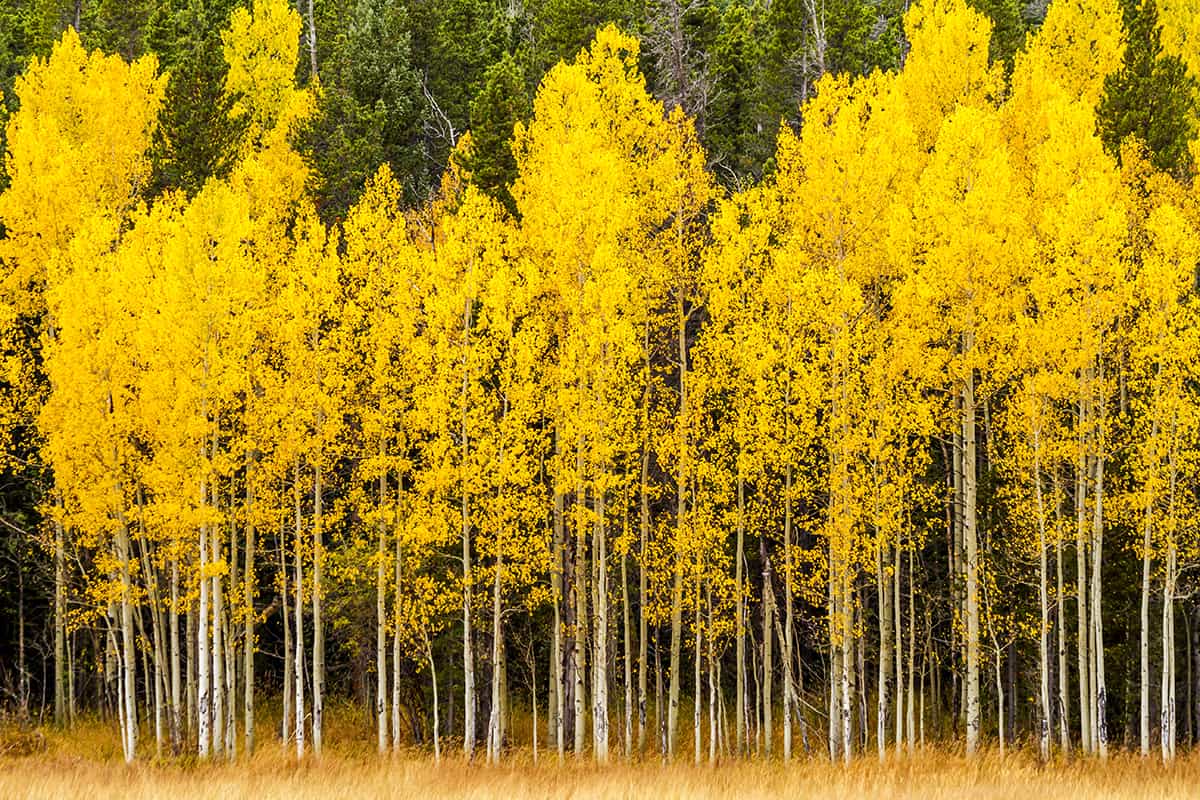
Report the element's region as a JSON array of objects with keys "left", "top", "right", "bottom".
[{"left": 3, "top": 709, "right": 1199, "bottom": 799}]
